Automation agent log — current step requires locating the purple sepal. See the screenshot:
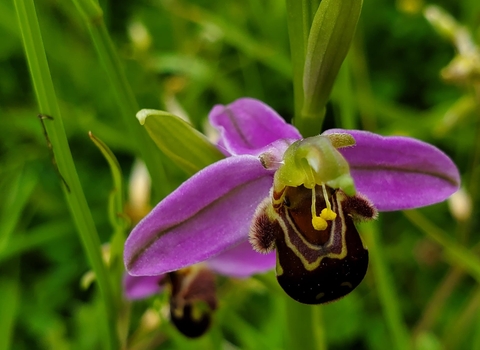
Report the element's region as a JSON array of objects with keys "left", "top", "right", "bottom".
[
  {"left": 324, "top": 129, "right": 460, "bottom": 211},
  {"left": 124, "top": 155, "right": 273, "bottom": 276},
  {"left": 209, "top": 98, "right": 301, "bottom": 156},
  {"left": 207, "top": 241, "right": 276, "bottom": 278},
  {"left": 123, "top": 274, "right": 165, "bottom": 300}
]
